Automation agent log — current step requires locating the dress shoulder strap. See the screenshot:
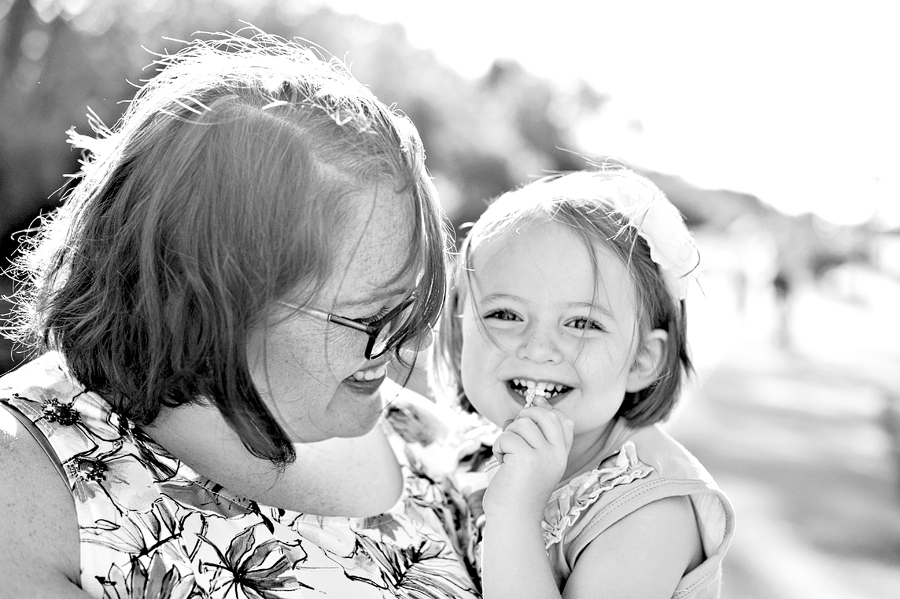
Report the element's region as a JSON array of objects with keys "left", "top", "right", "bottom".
[{"left": 0, "top": 397, "right": 69, "bottom": 485}]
